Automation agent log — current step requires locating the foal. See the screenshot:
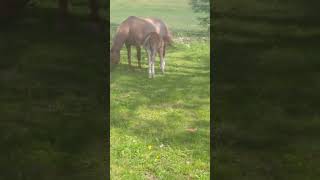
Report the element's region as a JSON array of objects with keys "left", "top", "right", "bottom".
[{"left": 143, "top": 32, "right": 165, "bottom": 78}]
